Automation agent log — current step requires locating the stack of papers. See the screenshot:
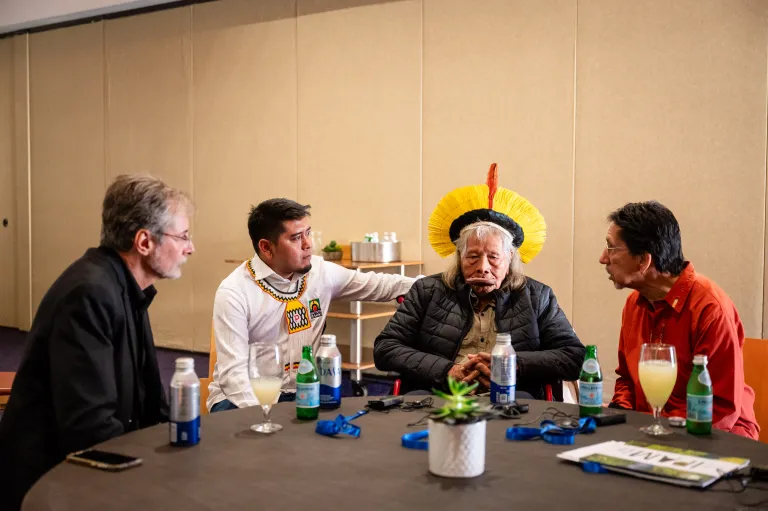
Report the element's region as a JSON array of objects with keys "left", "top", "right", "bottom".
[{"left": 557, "top": 440, "right": 750, "bottom": 488}]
